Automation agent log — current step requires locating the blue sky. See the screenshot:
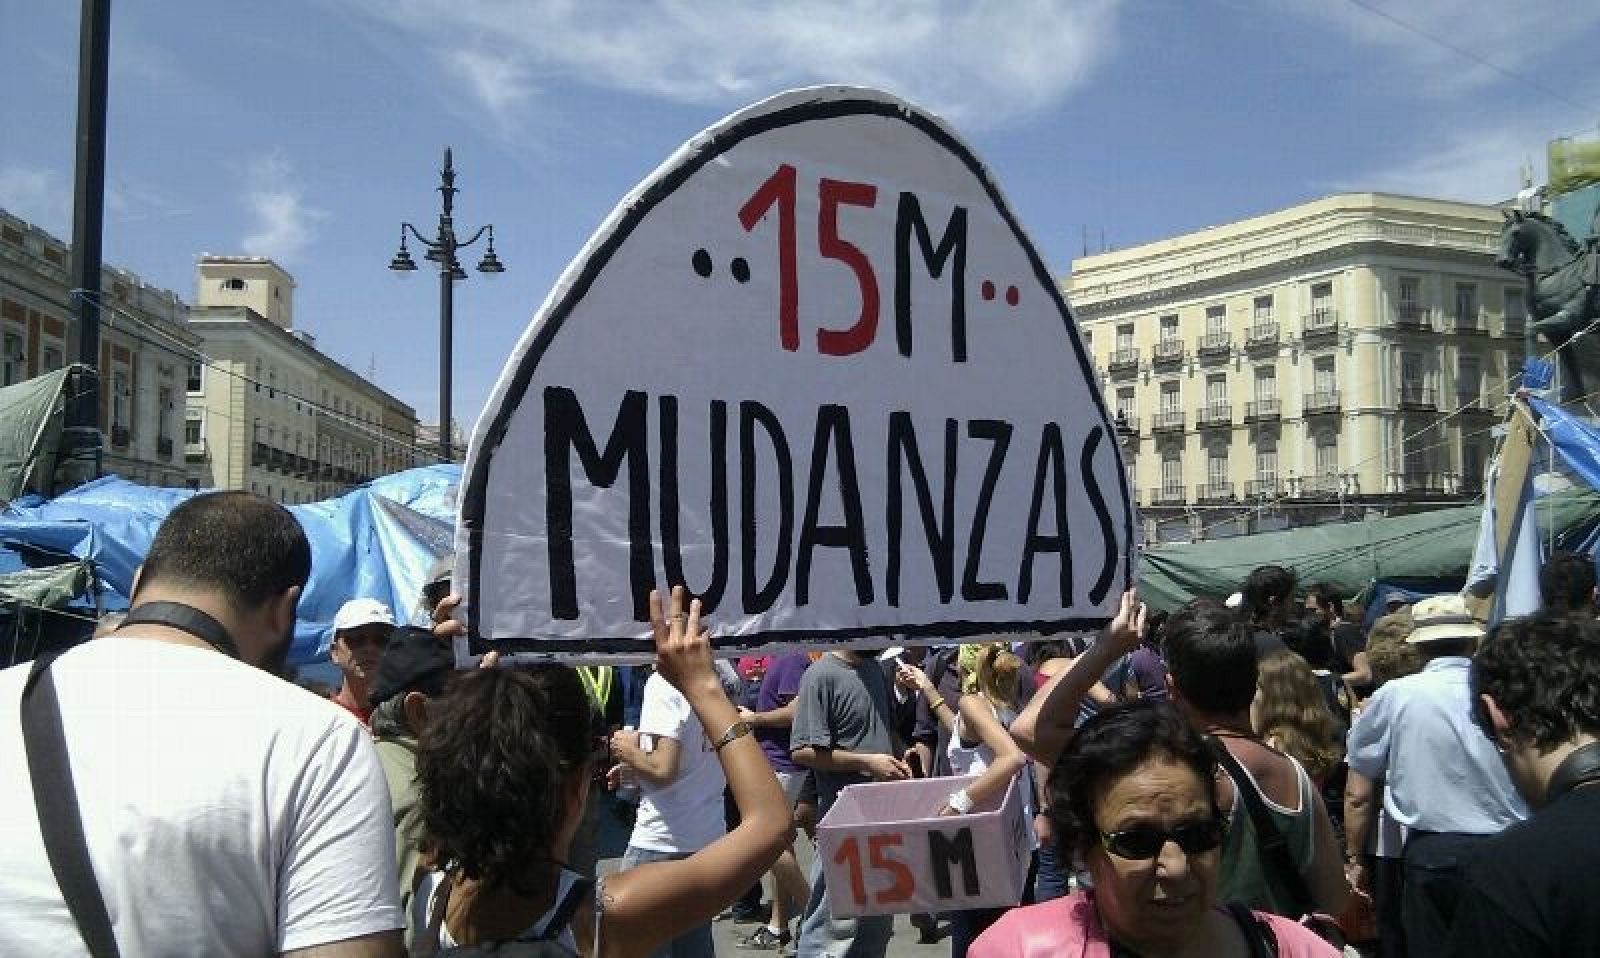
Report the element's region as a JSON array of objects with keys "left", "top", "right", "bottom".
[{"left": 3, "top": 0, "right": 1598, "bottom": 447}]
